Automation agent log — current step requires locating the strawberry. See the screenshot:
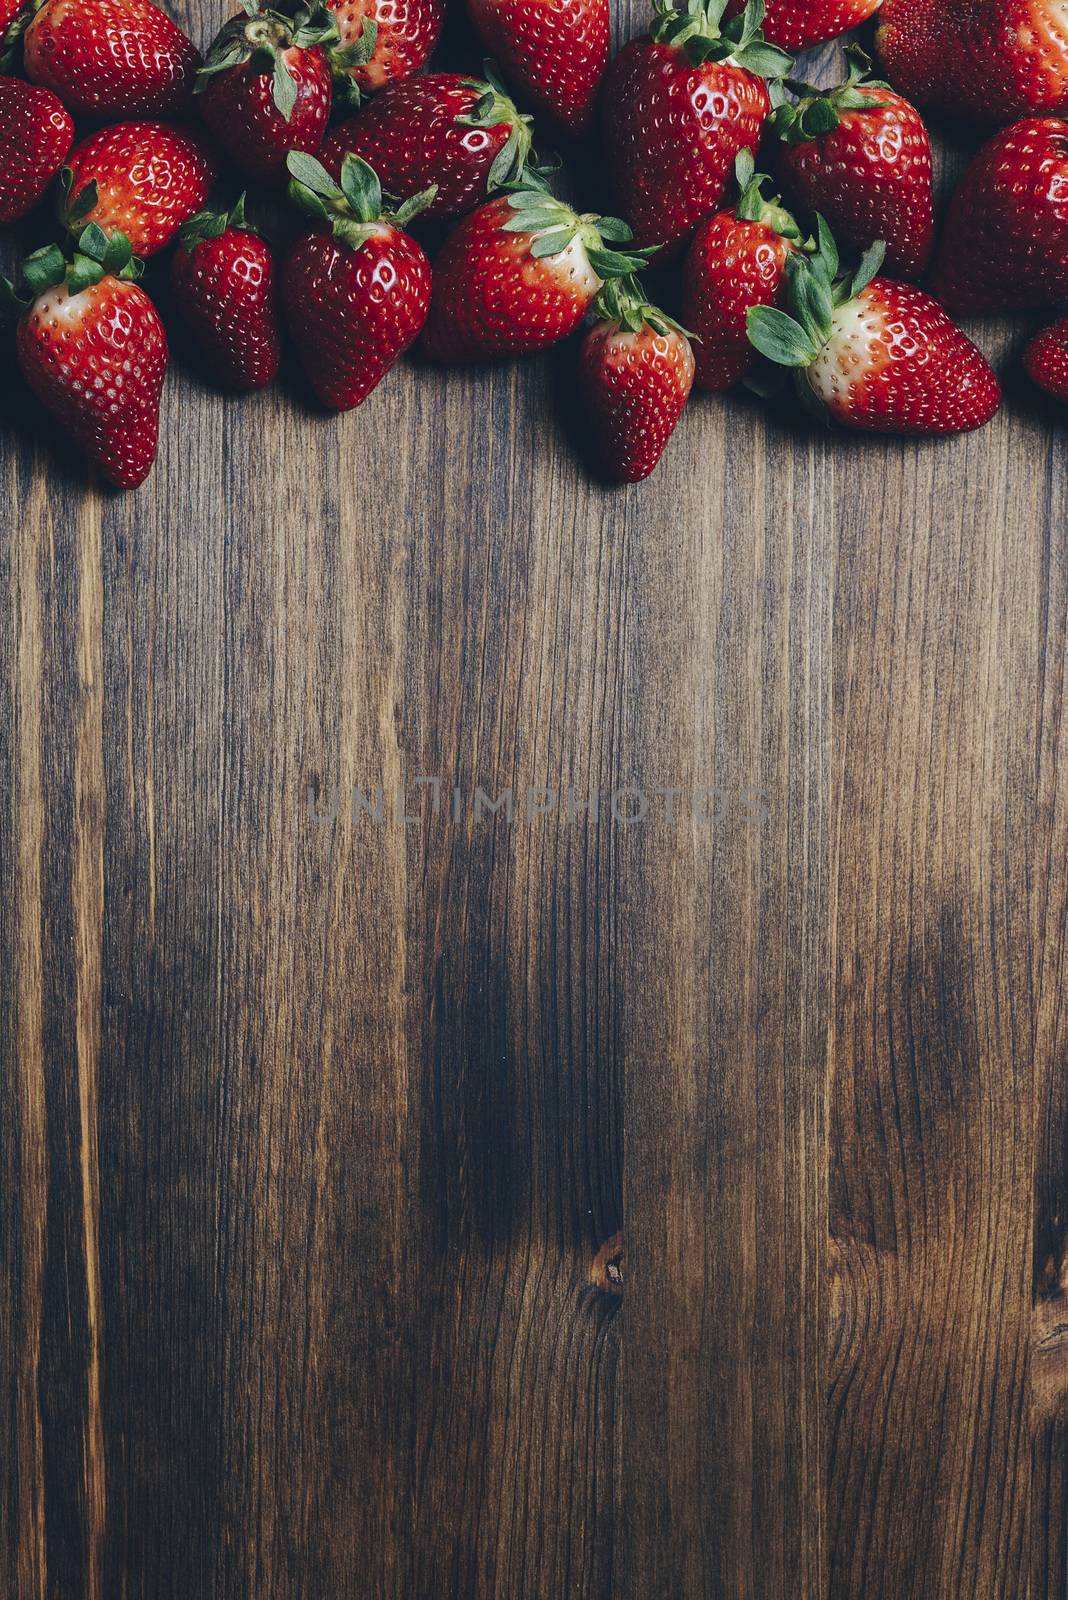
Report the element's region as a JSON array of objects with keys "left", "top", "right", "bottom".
[
  {"left": 1023, "top": 315, "right": 1068, "bottom": 402},
  {"left": 681, "top": 151, "right": 805, "bottom": 392},
  {"left": 60, "top": 121, "right": 218, "bottom": 259},
  {"left": 725, "top": 0, "right": 879, "bottom": 51},
  {"left": 772, "top": 47, "right": 934, "bottom": 280},
  {"left": 198, "top": 2, "right": 336, "bottom": 186},
  {"left": 170, "top": 196, "right": 282, "bottom": 390},
  {"left": 321, "top": 67, "right": 537, "bottom": 220},
  {"left": 931, "top": 119, "right": 1068, "bottom": 316},
  {"left": 23, "top": 0, "right": 201, "bottom": 118},
  {"left": 1024, "top": 315, "right": 1068, "bottom": 402},
  {"left": 747, "top": 234, "right": 1001, "bottom": 435},
  {"left": 875, "top": 0, "right": 1068, "bottom": 124},
  {"left": 325, "top": 0, "right": 442, "bottom": 103},
  {"left": 578, "top": 276, "right": 694, "bottom": 481},
  {"left": 602, "top": 0, "right": 792, "bottom": 262},
  {"left": 282, "top": 150, "right": 434, "bottom": 408},
  {"left": 421, "top": 184, "right": 649, "bottom": 362},
  {"left": 10, "top": 226, "right": 167, "bottom": 488},
  {"left": 0, "top": 75, "right": 73, "bottom": 223},
  {"left": 466, "top": 0, "right": 608, "bottom": 136}
]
